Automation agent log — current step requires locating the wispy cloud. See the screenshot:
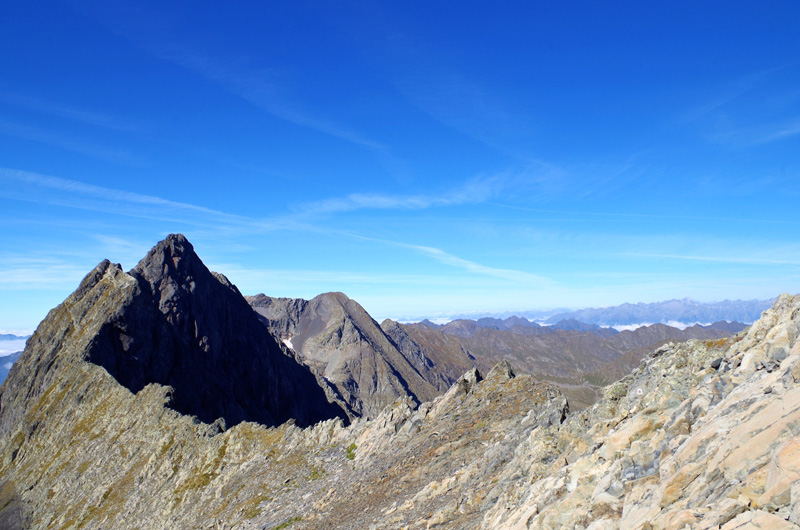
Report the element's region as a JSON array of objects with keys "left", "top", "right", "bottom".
[
  {"left": 0, "top": 120, "right": 140, "bottom": 164},
  {"left": 0, "top": 168, "right": 284, "bottom": 231},
  {"left": 407, "top": 244, "right": 552, "bottom": 285},
  {"left": 642, "top": 253, "right": 800, "bottom": 266},
  {"left": 752, "top": 120, "right": 800, "bottom": 144},
  {"left": 678, "top": 69, "right": 773, "bottom": 124},
  {"left": 296, "top": 172, "right": 511, "bottom": 215},
  {"left": 494, "top": 203, "right": 800, "bottom": 225},
  {"left": 1, "top": 168, "right": 520, "bottom": 237},
  {"left": 707, "top": 117, "right": 800, "bottom": 147},
  {"left": 157, "top": 47, "right": 388, "bottom": 152},
  {"left": 361, "top": 24, "right": 533, "bottom": 159},
  {"left": 344, "top": 230, "right": 554, "bottom": 286},
  {"left": 206, "top": 264, "right": 481, "bottom": 291},
  {"left": 398, "top": 70, "right": 524, "bottom": 154},
  {"left": 684, "top": 67, "right": 800, "bottom": 147},
  {"left": 0, "top": 257, "right": 89, "bottom": 290},
  {"left": 81, "top": 5, "right": 387, "bottom": 154},
  {"left": 0, "top": 92, "right": 142, "bottom": 132}
]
